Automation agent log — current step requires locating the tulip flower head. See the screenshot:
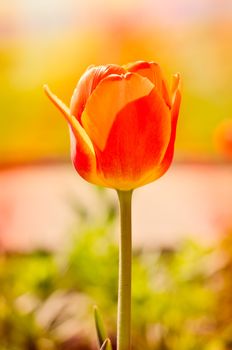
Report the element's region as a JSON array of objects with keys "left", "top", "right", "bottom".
[{"left": 44, "top": 61, "right": 181, "bottom": 190}]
